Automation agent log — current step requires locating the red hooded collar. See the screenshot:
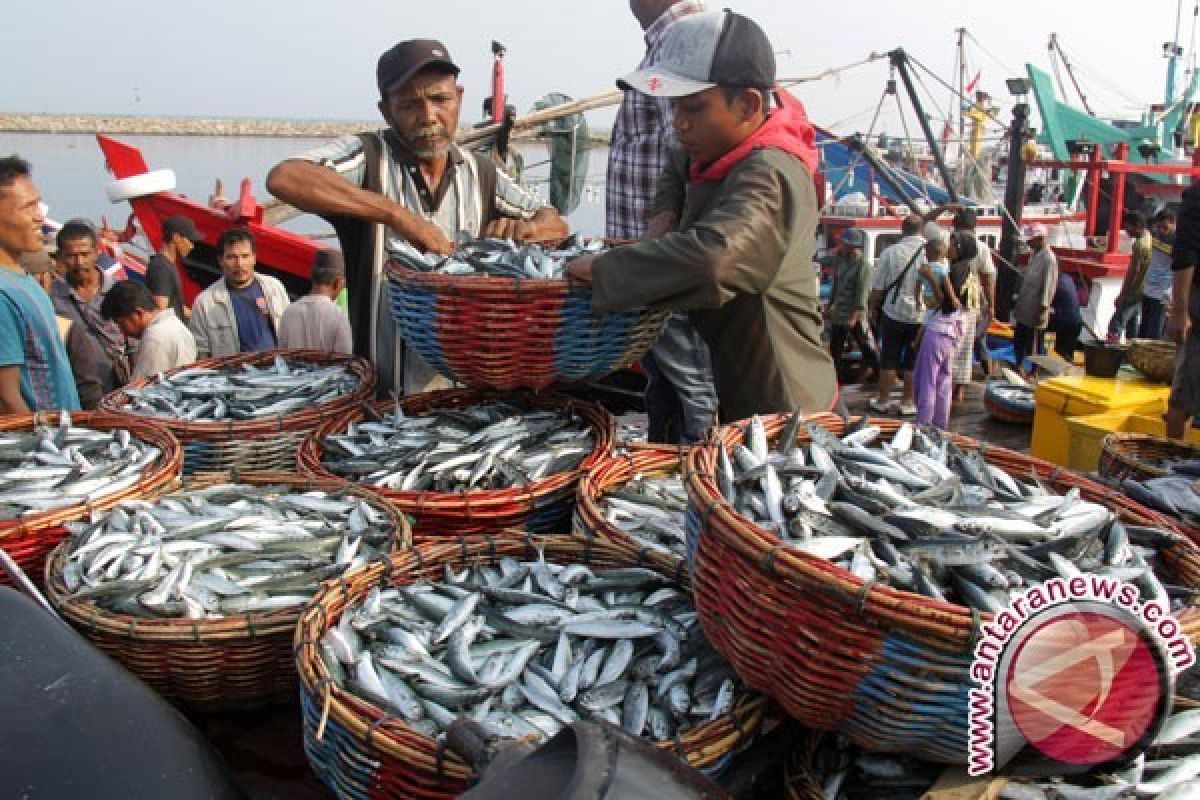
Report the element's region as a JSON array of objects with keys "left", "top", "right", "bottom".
[{"left": 688, "top": 88, "right": 819, "bottom": 183}]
